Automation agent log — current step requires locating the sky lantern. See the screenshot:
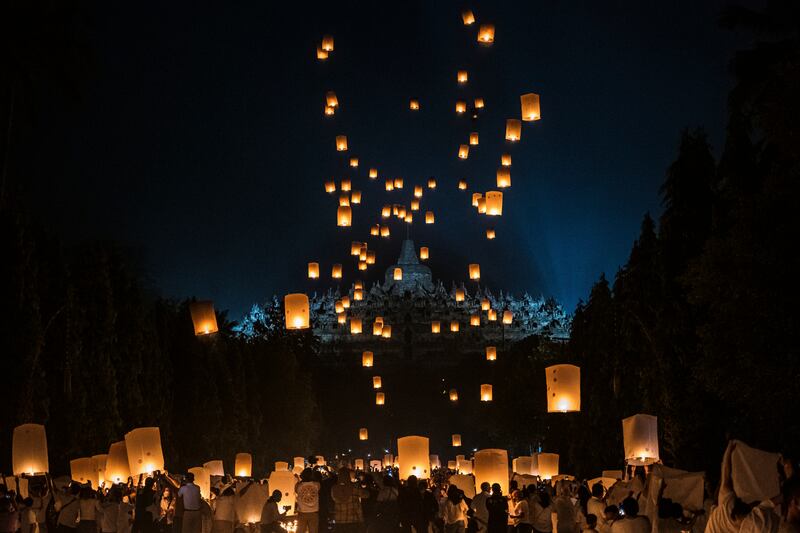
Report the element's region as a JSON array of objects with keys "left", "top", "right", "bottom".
[
  {"left": 351, "top": 191, "right": 361, "bottom": 204},
  {"left": 332, "top": 264, "right": 343, "bottom": 279},
  {"left": 70, "top": 457, "right": 95, "bottom": 485},
  {"left": 369, "top": 168, "right": 378, "bottom": 179},
  {"left": 359, "top": 428, "right": 369, "bottom": 441},
  {"left": 474, "top": 97, "right": 485, "bottom": 109},
  {"left": 505, "top": 119, "right": 522, "bottom": 141},
  {"left": 480, "top": 384, "right": 493, "bottom": 401},
  {"left": 188, "top": 467, "right": 210, "bottom": 500},
  {"left": 450, "top": 321, "right": 460, "bottom": 332},
  {"left": 307, "top": 262, "right": 320, "bottom": 279},
  {"left": 425, "top": 211, "right": 435, "bottom": 224},
  {"left": 458, "top": 144, "right": 469, "bottom": 159},
  {"left": 512, "top": 457, "right": 535, "bottom": 476},
  {"left": 393, "top": 267, "right": 403, "bottom": 280},
  {"left": 92, "top": 454, "right": 108, "bottom": 486},
  {"left": 457, "top": 70, "right": 468, "bottom": 84},
  {"left": 359, "top": 246, "right": 368, "bottom": 261},
  {"left": 124, "top": 427, "right": 164, "bottom": 476},
  {"left": 385, "top": 179, "right": 394, "bottom": 191},
  {"left": 458, "top": 180, "right": 467, "bottom": 190},
  {"left": 381, "top": 324, "right": 392, "bottom": 338},
  {"left": 545, "top": 364, "right": 581, "bottom": 413},
  {"left": 485, "top": 191, "right": 503, "bottom": 216},
  {"left": 481, "top": 299, "right": 490, "bottom": 311},
  {"left": 477, "top": 198, "right": 486, "bottom": 213},
  {"left": 324, "top": 105, "right": 335, "bottom": 116},
  {"left": 349, "top": 157, "right": 359, "bottom": 168},
  {"left": 336, "top": 135, "right": 348, "bottom": 151},
  {"left": 367, "top": 251, "right": 376, "bottom": 264},
  {"left": 456, "top": 455, "right": 473, "bottom": 475},
  {"left": 326, "top": 91, "right": 338, "bottom": 108},
  {"left": 478, "top": 24, "right": 495, "bottom": 43},
  {"left": 382, "top": 205, "right": 391, "bottom": 218},
  {"left": 431, "top": 321, "right": 441, "bottom": 334},
  {"left": 501, "top": 153, "right": 512, "bottom": 166},
  {"left": 370, "top": 224, "right": 380, "bottom": 236},
  {"left": 456, "top": 101, "right": 467, "bottom": 114},
  {"left": 321, "top": 35, "right": 334, "bottom": 51},
  {"left": 427, "top": 178, "right": 437, "bottom": 189},
  {"left": 350, "top": 318, "right": 362, "bottom": 334},
  {"left": 496, "top": 168, "right": 511, "bottom": 188},
  {"left": 449, "top": 389, "right": 459, "bottom": 402},
  {"left": 404, "top": 213, "right": 413, "bottom": 224},
  {"left": 419, "top": 247, "right": 429, "bottom": 260},
  {"left": 537, "top": 453, "right": 559, "bottom": 480},
  {"left": 339, "top": 194, "right": 350, "bottom": 207},
  {"left": 396, "top": 206, "right": 406, "bottom": 219},
  {"left": 394, "top": 177, "right": 404, "bottom": 189},
  {"left": 486, "top": 229, "right": 496, "bottom": 240},
  {"left": 474, "top": 449, "right": 509, "bottom": 496},
  {"left": 461, "top": 10, "right": 475, "bottom": 25},
  {"left": 341, "top": 179, "right": 351, "bottom": 191},
  {"left": 337, "top": 312, "right": 347, "bottom": 324},
  {"left": 362, "top": 351, "right": 374, "bottom": 367},
  {"left": 486, "top": 346, "right": 497, "bottom": 361},
  {"left": 337, "top": 206, "right": 352, "bottom": 226},
  {"left": 410, "top": 98, "right": 420, "bottom": 110},
  {"left": 274, "top": 461, "right": 289, "bottom": 472},
  {"left": 503, "top": 310, "right": 513, "bottom": 324},
  {"left": 398, "top": 436, "right": 430, "bottom": 480},
  {"left": 354, "top": 280, "right": 363, "bottom": 290},
  {"left": 520, "top": 93, "right": 541, "bottom": 121},
  {"left": 414, "top": 185, "right": 423, "bottom": 198},
  {"left": 104, "top": 441, "right": 130, "bottom": 484},
  {"left": 469, "top": 264, "right": 481, "bottom": 280},
  {"left": 455, "top": 289, "right": 465, "bottom": 302},
  {"left": 350, "top": 242, "right": 362, "bottom": 256},
  {"left": 448, "top": 461, "right": 457, "bottom": 470},
  {"left": 353, "top": 289, "right": 363, "bottom": 301},
  {"left": 372, "top": 376, "right": 382, "bottom": 389},
  {"left": 268, "top": 471, "right": 297, "bottom": 516},
  {"left": 235, "top": 453, "right": 252, "bottom": 477},
  {"left": 293, "top": 457, "right": 305, "bottom": 471},
  {"left": 372, "top": 321, "right": 383, "bottom": 336},
  {"left": 469, "top": 132, "right": 479, "bottom": 145},
  {"left": 623, "top": 414, "right": 660, "bottom": 465},
  {"left": 488, "top": 309, "right": 497, "bottom": 321},
  {"left": 316, "top": 47, "right": 328, "bottom": 60},
  {"left": 203, "top": 460, "right": 224, "bottom": 476},
  {"left": 335, "top": 300, "right": 344, "bottom": 314},
  {"left": 284, "top": 293, "right": 310, "bottom": 329},
  {"left": 324, "top": 181, "right": 336, "bottom": 193},
  {"left": 430, "top": 455, "right": 441, "bottom": 469},
  {"left": 472, "top": 193, "right": 482, "bottom": 207},
  {"left": 470, "top": 314, "right": 480, "bottom": 326},
  {"left": 411, "top": 199, "right": 420, "bottom": 211},
  {"left": 376, "top": 392, "right": 385, "bottom": 405},
  {"left": 189, "top": 301, "right": 218, "bottom": 336}
]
